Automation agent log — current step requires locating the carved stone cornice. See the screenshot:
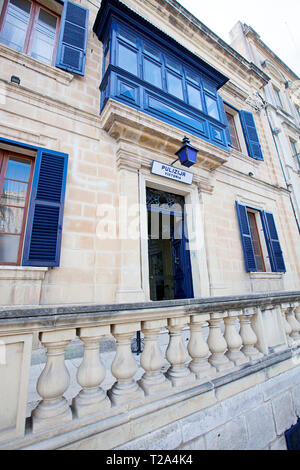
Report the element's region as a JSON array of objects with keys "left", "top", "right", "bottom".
[{"left": 100, "top": 99, "right": 230, "bottom": 172}]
